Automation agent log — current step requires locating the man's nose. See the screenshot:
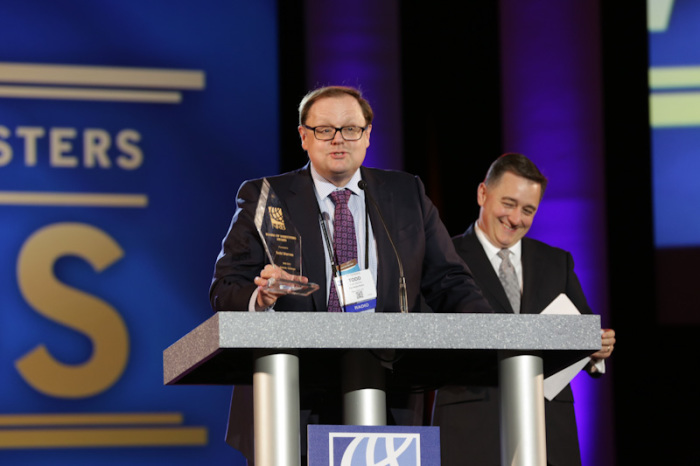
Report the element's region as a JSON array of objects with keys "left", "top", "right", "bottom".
[
  {"left": 507, "top": 210, "right": 522, "bottom": 225},
  {"left": 331, "top": 129, "right": 345, "bottom": 143}
]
